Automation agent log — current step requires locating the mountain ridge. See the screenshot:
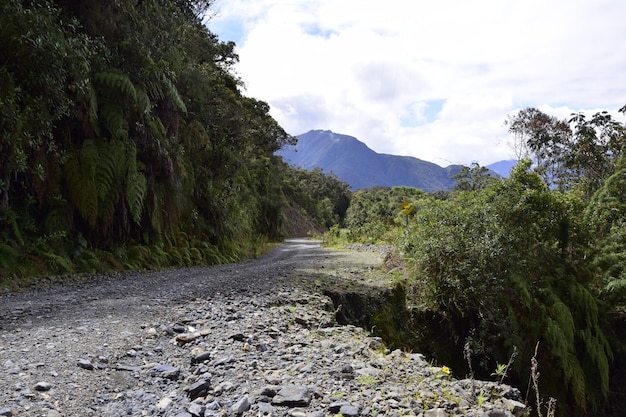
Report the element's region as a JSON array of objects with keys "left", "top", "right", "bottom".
[{"left": 278, "top": 130, "right": 514, "bottom": 191}]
